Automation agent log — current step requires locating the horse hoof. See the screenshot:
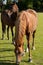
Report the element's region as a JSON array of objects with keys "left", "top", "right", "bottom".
[
  {"left": 28, "top": 59, "right": 32, "bottom": 63},
  {"left": 26, "top": 48, "right": 28, "bottom": 52},
  {"left": 32, "top": 46, "right": 35, "bottom": 50},
  {"left": 8, "top": 38, "right": 9, "bottom": 40}
]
